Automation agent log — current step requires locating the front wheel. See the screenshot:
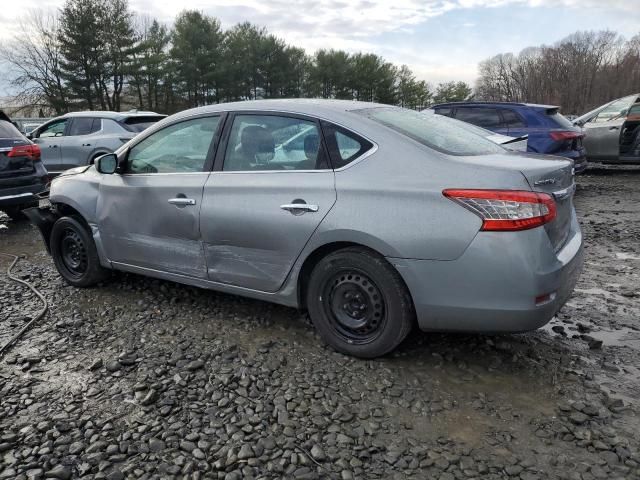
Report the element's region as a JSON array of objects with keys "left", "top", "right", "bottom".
[
  {"left": 50, "top": 216, "right": 109, "bottom": 287},
  {"left": 306, "top": 247, "right": 415, "bottom": 358}
]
